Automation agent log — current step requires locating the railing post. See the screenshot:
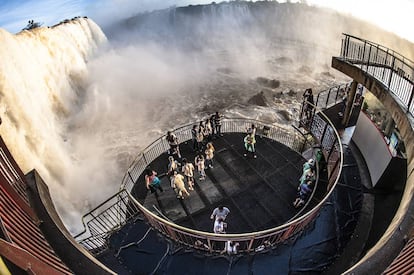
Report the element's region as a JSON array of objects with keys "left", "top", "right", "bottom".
[
  {"left": 366, "top": 44, "right": 372, "bottom": 73},
  {"left": 388, "top": 55, "right": 396, "bottom": 90},
  {"left": 344, "top": 35, "right": 349, "bottom": 58},
  {"left": 319, "top": 123, "right": 328, "bottom": 149},
  {"left": 382, "top": 49, "right": 389, "bottom": 81},
  {"left": 127, "top": 171, "right": 135, "bottom": 188},
  {"left": 361, "top": 41, "right": 366, "bottom": 63},
  {"left": 407, "top": 85, "right": 414, "bottom": 114},
  {"left": 315, "top": 93, "right": 320, "bottom": 108},
  {"left": 325, "top": 88, "right": 332, "bottom": 108},
  {"left": 143, "top": 153, "right": 148, "bottom": 166}
]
